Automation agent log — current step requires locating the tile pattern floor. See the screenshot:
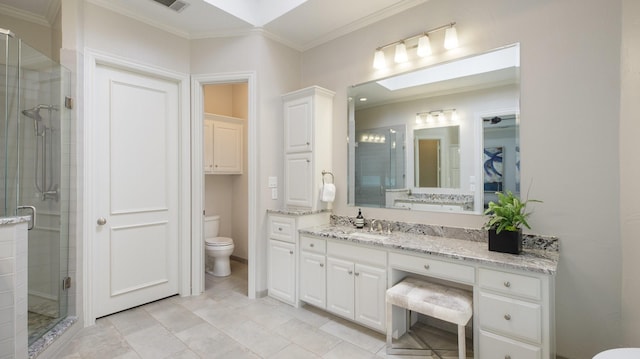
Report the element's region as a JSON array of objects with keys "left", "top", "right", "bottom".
[{"left": 57, "top": 261, "right": 469, "bottom": 358}]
